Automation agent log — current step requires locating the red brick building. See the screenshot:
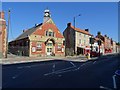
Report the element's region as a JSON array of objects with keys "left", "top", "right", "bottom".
[
  {"left": 96, "top": 32, "right": 112, "bottom": 54},
  {"left": 9, "top": 9, "right": 65, "bottom": 57},
  {"left": 0, "top": 11, "right": 7, "bottom": 58}
]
